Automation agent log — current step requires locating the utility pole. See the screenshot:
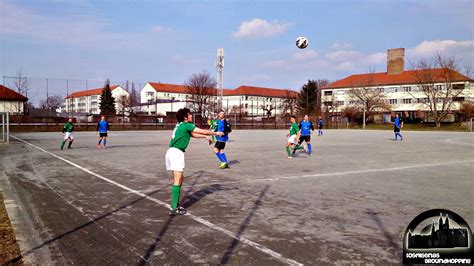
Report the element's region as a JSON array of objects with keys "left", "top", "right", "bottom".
[{"left": 363, "top": 100, "right": 366, "bottom": 129}]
